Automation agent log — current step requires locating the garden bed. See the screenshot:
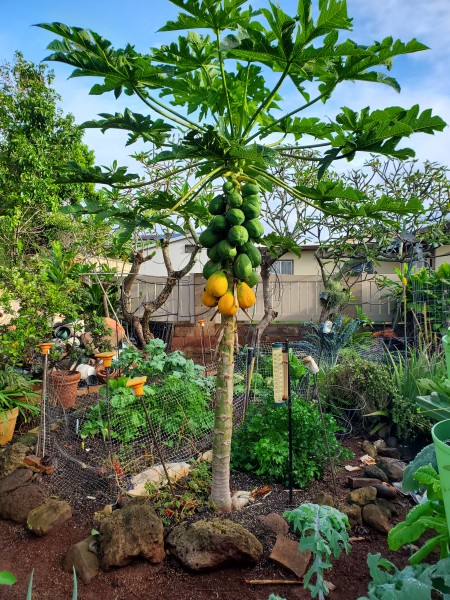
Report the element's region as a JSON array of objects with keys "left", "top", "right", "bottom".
[{"left": 0, "top": 438, "right": 414, "bottom": 600}]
